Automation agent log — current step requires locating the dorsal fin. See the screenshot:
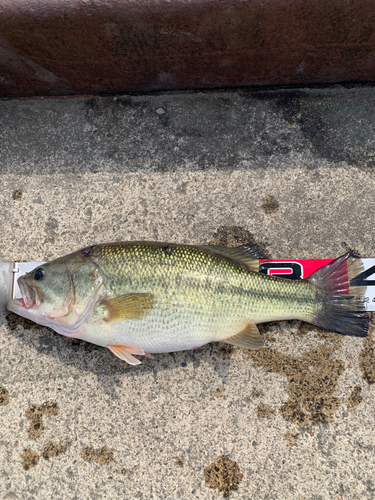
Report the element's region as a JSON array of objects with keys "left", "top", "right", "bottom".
[{"left": 202, "top": 242, "right": 268, "bottom": 272}]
